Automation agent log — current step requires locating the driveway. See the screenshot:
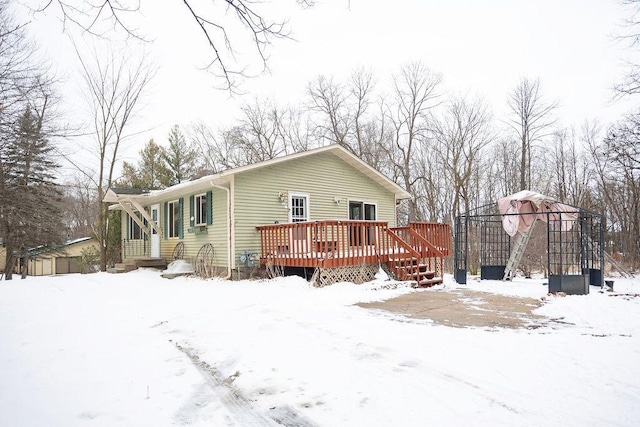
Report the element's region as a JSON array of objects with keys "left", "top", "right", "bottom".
[{"left": 358, "top": 288, "right": 546, "bottom": 329}]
